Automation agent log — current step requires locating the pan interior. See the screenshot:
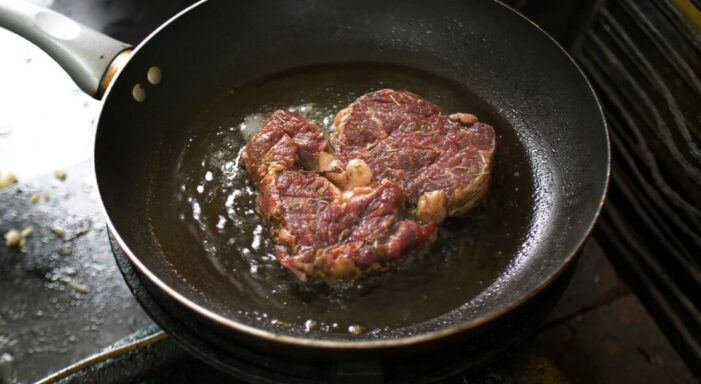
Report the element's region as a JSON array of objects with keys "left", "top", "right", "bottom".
[
  {"left": 95, "top": 0, "right": 608, "bottom": 344},
  {"left": 144, "top": 62, "right": 539, "bottom": 338}
]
